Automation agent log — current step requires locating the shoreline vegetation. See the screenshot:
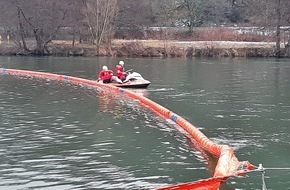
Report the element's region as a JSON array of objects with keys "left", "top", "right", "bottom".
[
  {"left": 0, "top": 30, "right": 289, "bottom": 58},
  {"left": 0, "top": 39, "right": 288, "bottom": 58},
  {"left": 0, "top": 27, "right": 289, "bottom": 58},
  {"left": 1, "top": 1, "right": 289, "bottom": 58}
]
